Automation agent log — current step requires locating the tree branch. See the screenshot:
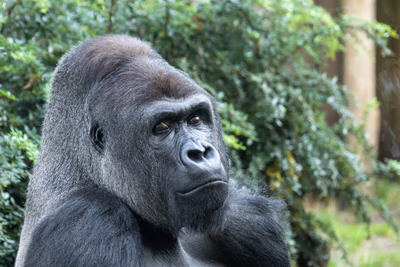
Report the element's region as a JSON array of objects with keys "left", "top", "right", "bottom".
[
  {"left": 106, "top": 0, "right": 117, "bottom": 34},
  {"left": 164, "top": 0, "right": 170, "bottom": 61}
]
